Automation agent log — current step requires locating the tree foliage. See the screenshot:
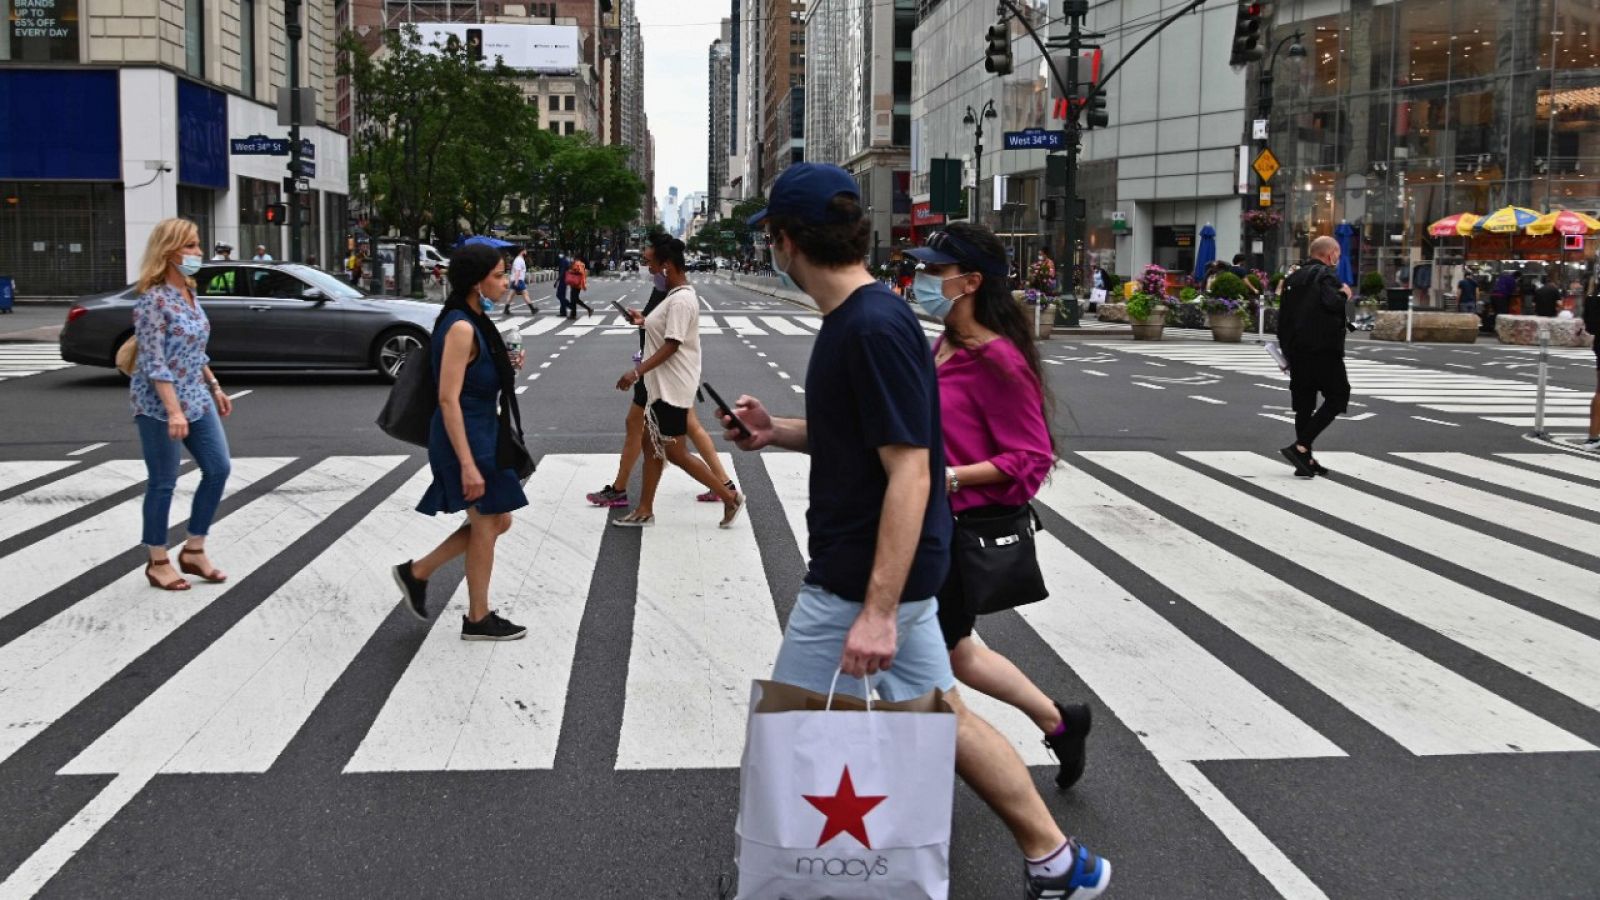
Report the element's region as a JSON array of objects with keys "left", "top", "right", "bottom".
[{"left": 342, "top": 27, "right": 643, "bottom": 257}]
